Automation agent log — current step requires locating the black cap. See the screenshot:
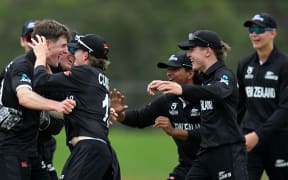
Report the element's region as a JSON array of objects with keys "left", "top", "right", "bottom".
[
  {"left": 21, "top": 20, "right": 35, "bottom": 37},
  {"left": 243, "top": 13, "right": 277, "bottom": 28},
  {"left": 157, "top": 51, "right": 192, "bottom": 70},
  {"left": 69, "top": 30, "right": 80, "bottom": 43},
  {"left": 68, "top": 34, "right": 109, "bottom": 59},
  {"left": 178, "top": 30, "right": 222, "bottom": 50}
]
